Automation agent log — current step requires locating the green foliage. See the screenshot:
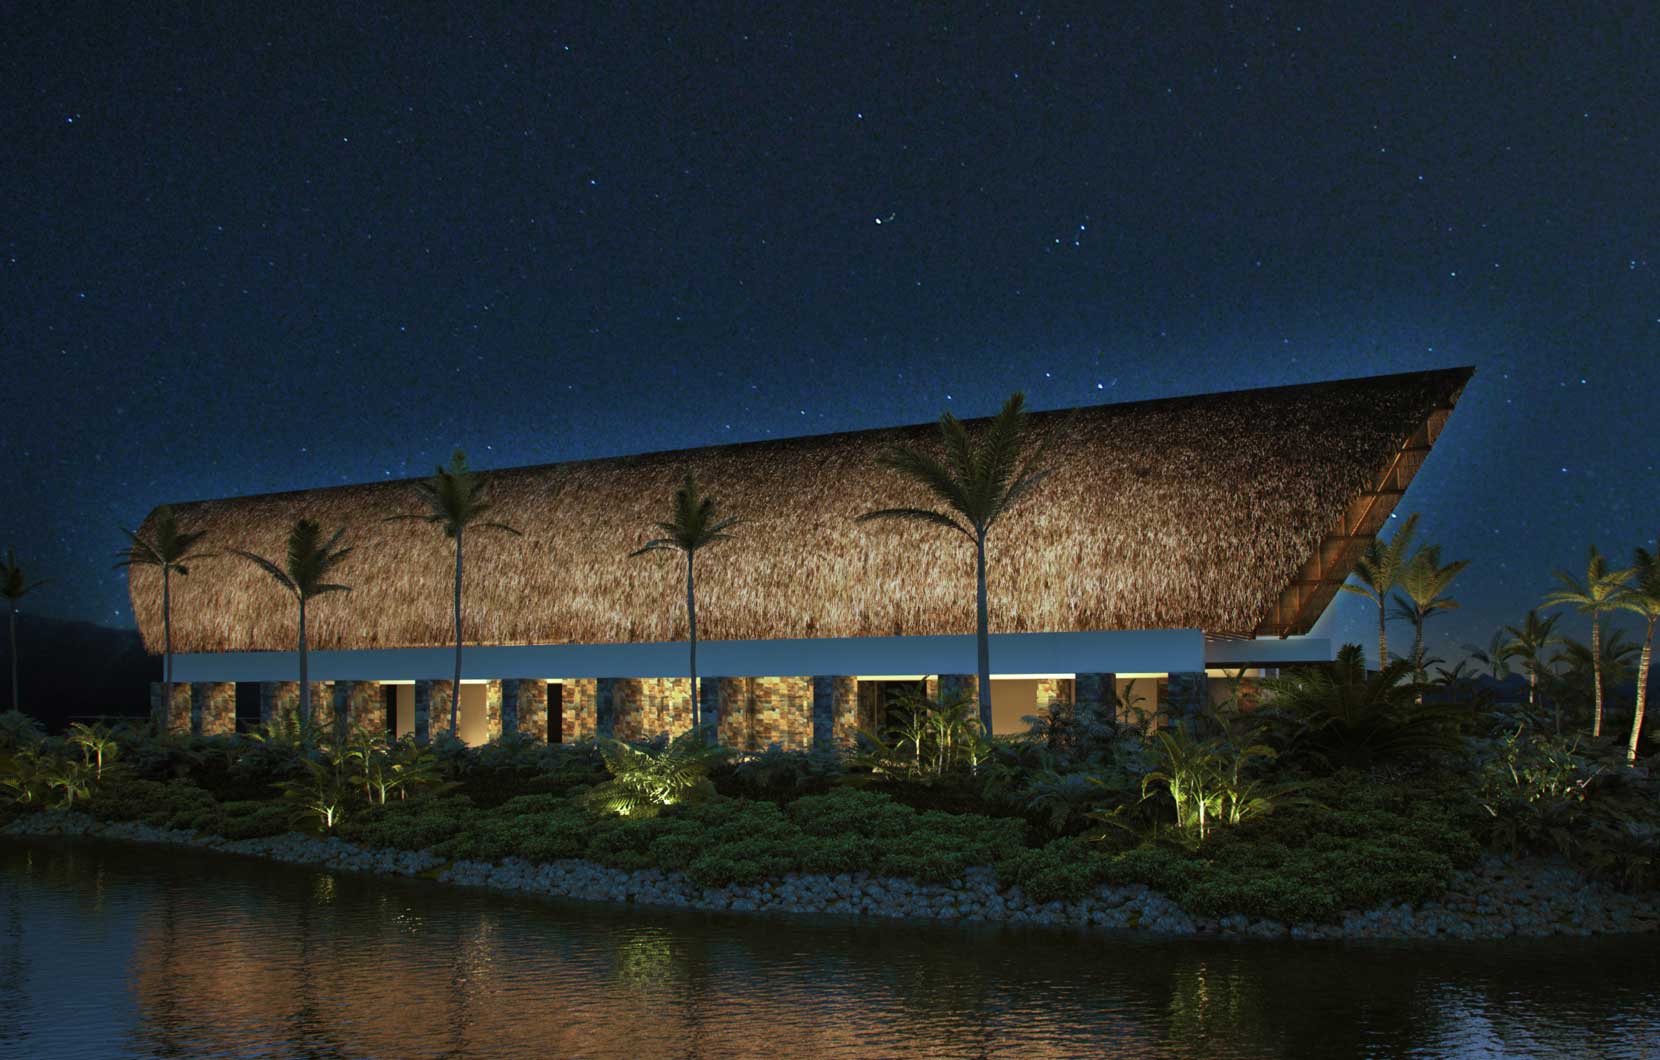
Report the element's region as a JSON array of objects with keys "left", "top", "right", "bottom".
[
  {"left": 1263, "top": 645, "right": 1466, "bottom": 769},
  {"left": 278, "top": 753, "right": 353, "bottom": 831},
  {"left": 1138, "top": 725, "right": 1298, "bottom": 842},
  {"left": 0, "top": 711, "right": 46, "bottom": 752},
  {"left": 587, "top": 733, "right": 726, "bottom": 817},
  {"left": 716, "top": 746, "right": 845, "bottom": 801},
  {"left": 846, "top": 688, "right": 990, "bottom": 780}
]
